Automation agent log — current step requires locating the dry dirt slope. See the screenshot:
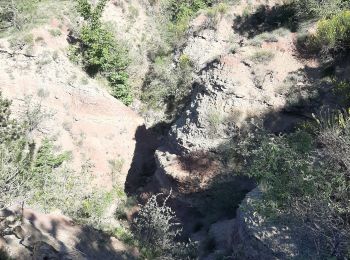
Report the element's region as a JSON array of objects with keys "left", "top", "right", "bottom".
[
  {"left": 0, "top": 6, "right": 146, "bottom": 259},
  {"left": 0, "top": 19, "right": 144, "bottom": 189}
]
